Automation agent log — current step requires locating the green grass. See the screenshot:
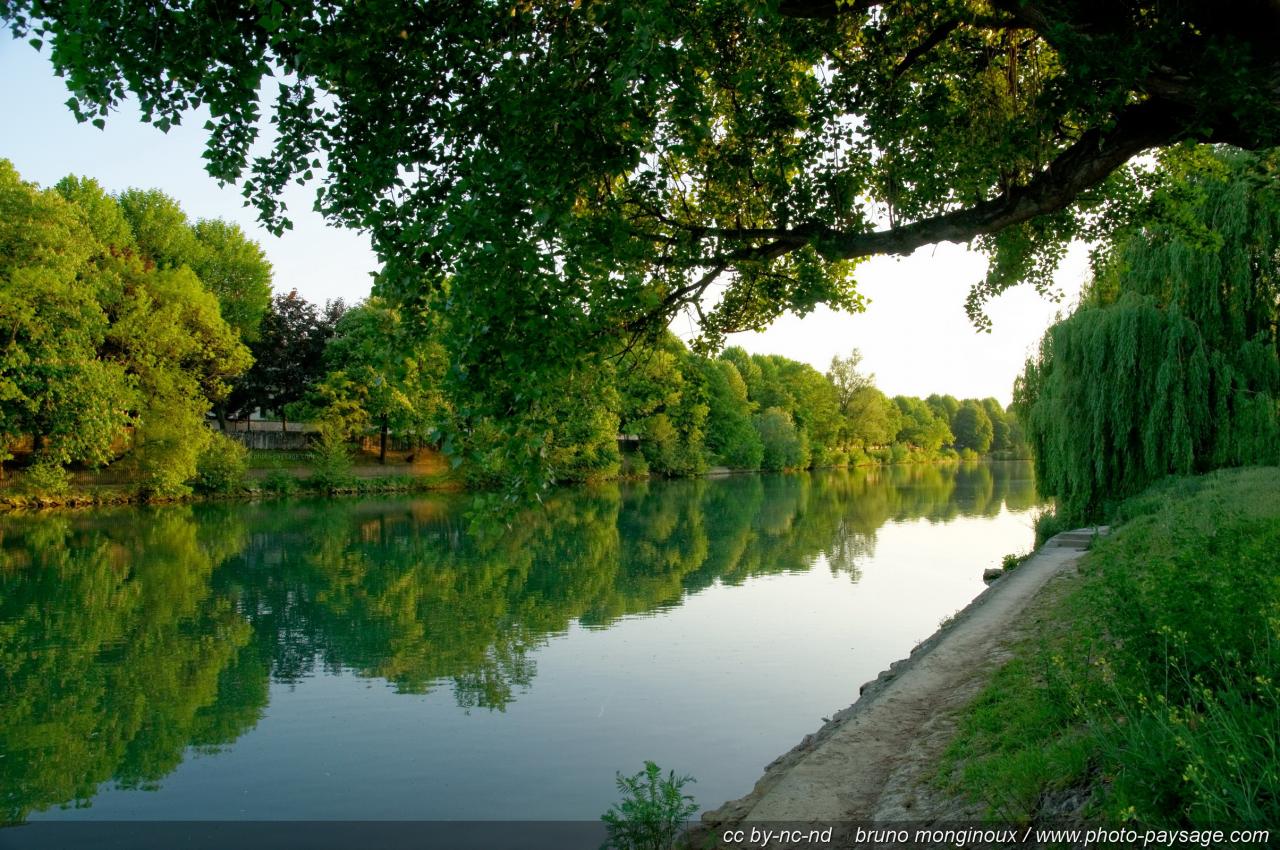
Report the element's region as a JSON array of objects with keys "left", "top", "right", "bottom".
[{"left": 940, "top": 466, "right": 1280, "bottom": 828}]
